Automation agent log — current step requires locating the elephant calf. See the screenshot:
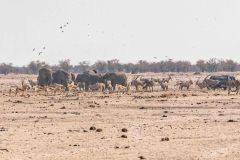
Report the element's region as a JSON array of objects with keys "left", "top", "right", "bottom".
[{"left": 102, "top": 72, "right": 128, "bottom": 91}]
